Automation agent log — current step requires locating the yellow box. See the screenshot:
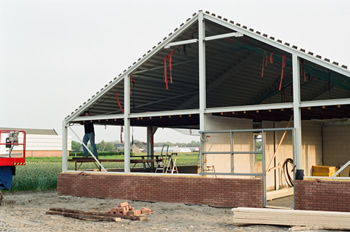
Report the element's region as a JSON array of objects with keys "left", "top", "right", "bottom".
[
  {"left": 312, "top": 165, "right": 337, "bottom": 176},
  {"left": 312, "top": 172, "right": 336, "bottom": 177}
]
